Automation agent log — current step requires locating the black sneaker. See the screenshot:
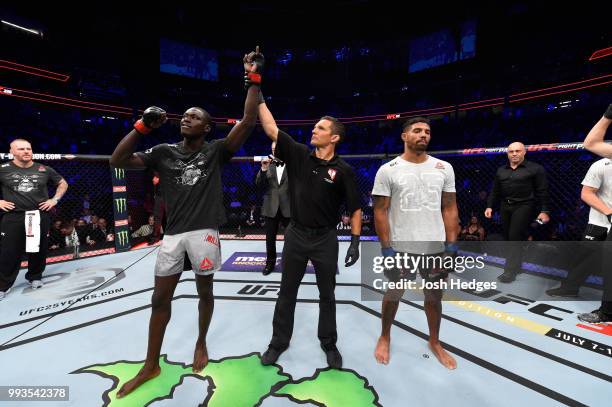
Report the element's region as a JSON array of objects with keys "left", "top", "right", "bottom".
[
  {"left": 546, "top": 286, "right": 579, "bottom": 297},
  {"left": 497, "top": 271, "right": 518, "bottom": 283},
  {"left": 261, "top": 347, "right": 284, "bottom": 365},
  {"left": 323, "top": 347, "right": 343, "bottom": 369},
  {"left": 578, "top": 309, "right": 612, "bottom": 324}
]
